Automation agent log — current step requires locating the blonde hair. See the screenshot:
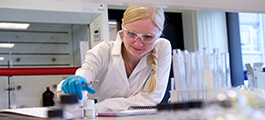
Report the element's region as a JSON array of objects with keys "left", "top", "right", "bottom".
[
  {"left": 147, "top": 47, "right": 157, "bottom": 93},
  {"left": 122, "top": 6, "right": 164, "bottom": 93},
  {"left": 122, "top": 6, "right": 165, "bottom": 30}
]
